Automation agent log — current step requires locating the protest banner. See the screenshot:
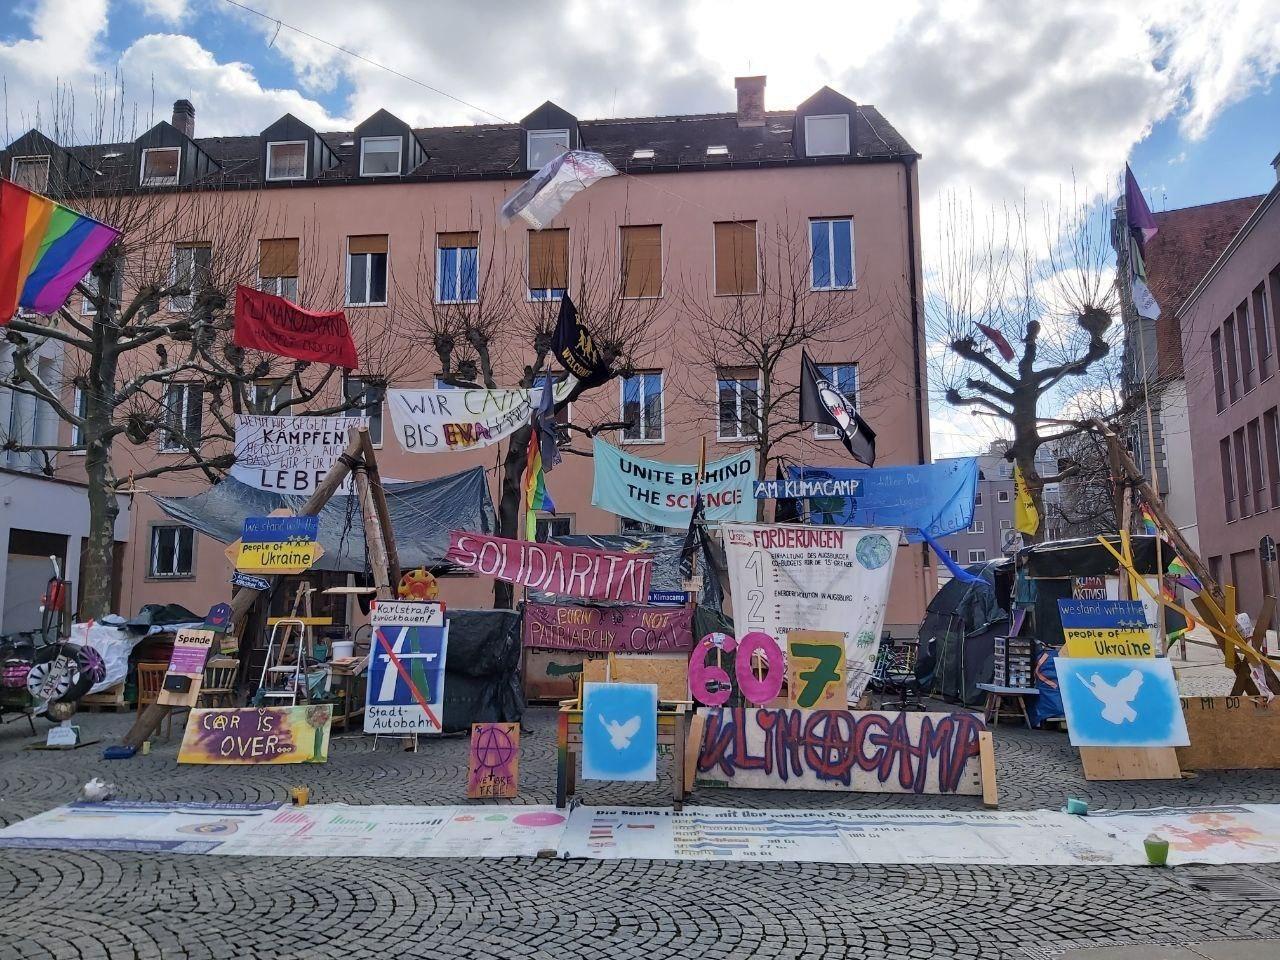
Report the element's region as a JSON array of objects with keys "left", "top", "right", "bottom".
[
  {"left": 582, "top": 682, "right": 658, "bottom": 782},
  {"left": 753, "top": 477, "right": 861, "bottom": 500},
  {"left": 231, "top": 414, "right": 364, "bottom": 495},
  {"left": 387, "top": 380, "right": 572, "bottom": 453},
  {"left": 178, "top": 705, "right": 333, "bottom": 764},
  {"left": 365, "top": 602, "right": 448, "bottom": 735},
  {"left": 591, "top": 439, "right": 756, "bottom": 526},
  {"left": 1059, "top": 599, "right": 1154, "bottom": 657},
  {"left": 722, "top": 523, "right": 898, "bottom": 702},
  {"left": 446, "top": 532, "right": 654, "bottom": 603},
  {"left": 1073, "top": 576, "right": 1108, "bottom": 600},
  {"left": 695, "top": 707, "right": 986, "bottom": 794},
  {"left": 234, "top": 514, "right": 322, "bottom": 575},
  {"left": 233, "top": 285, "right": 358, "bottom": 368},
  {"left": 157, "top": 628, "right": 215, "bottom": 708},
  {"left": 523, "top": 603, "right": 694, "bottom": 653},
  {"left": 1056, "top": 657, "right": 1189, "bottom": 748},
  {"left": 467, "top": 723, "right": 521, "bottom": 798}
]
